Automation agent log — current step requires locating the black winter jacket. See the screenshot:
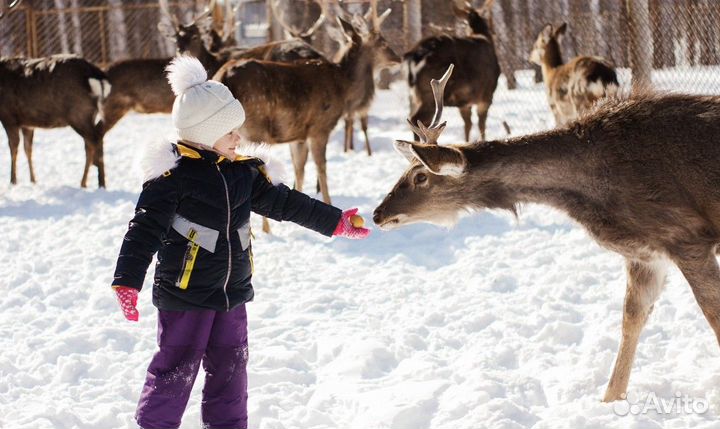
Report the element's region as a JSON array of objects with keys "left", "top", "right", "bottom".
[{"left": 112, "top": 142, "right": 342, "bottom": 311}]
